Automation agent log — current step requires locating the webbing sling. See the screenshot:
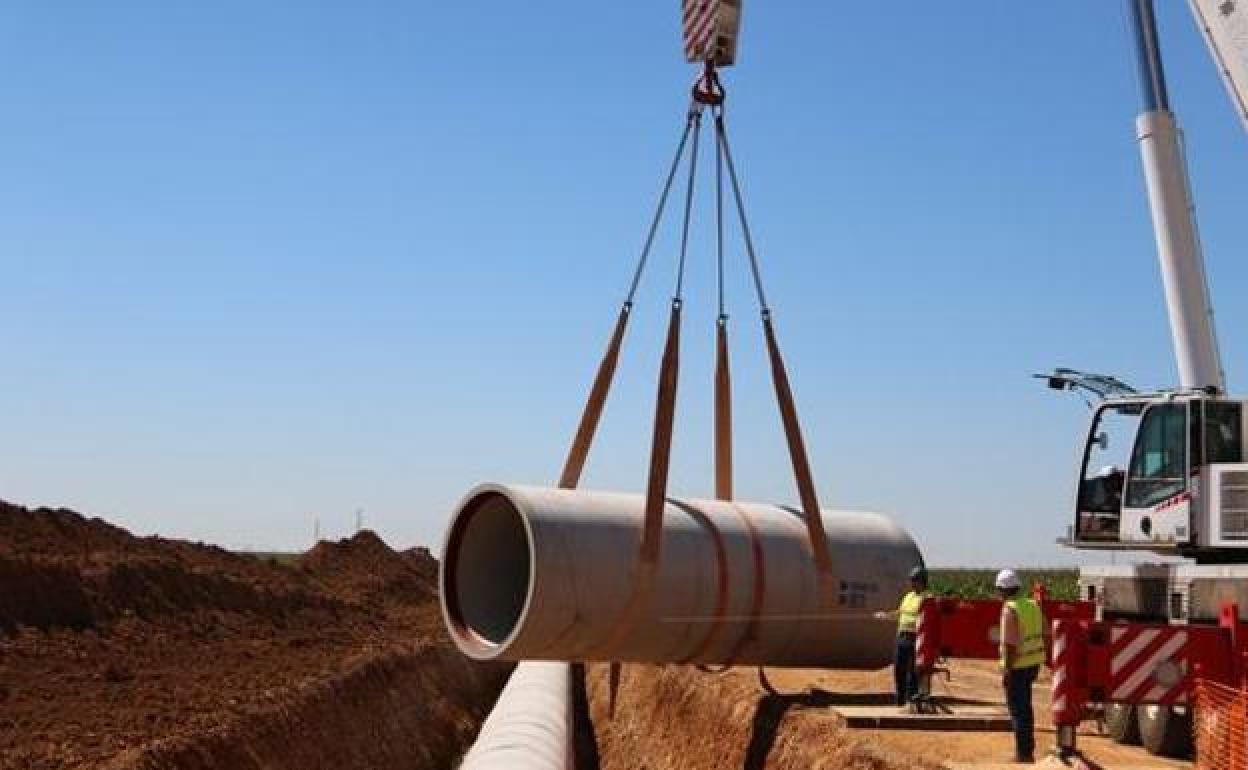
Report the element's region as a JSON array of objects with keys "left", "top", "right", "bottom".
[
  {"left": 714, "top": 319, "right": 733, "bottom": 501},
  {"left": 713, "top": 106, "right": 734, "bottom": 503},
  {"left": 557, "top": 303, "right": 629, "bottom": 490},
  {"left": 714, "top": 105, "right": 833, "bottom": 576},
  {"left": 640, "top": 299, "right": 683, "bottom": 562},
  {"left": 556, "top": 105, "right": 702, "bottom": 711},
  {"left": 557, "top": 109, "right": 700, "bottom": 490},
  {"left": 601, "top": 106, "right": 703, "bottom": 659}
]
